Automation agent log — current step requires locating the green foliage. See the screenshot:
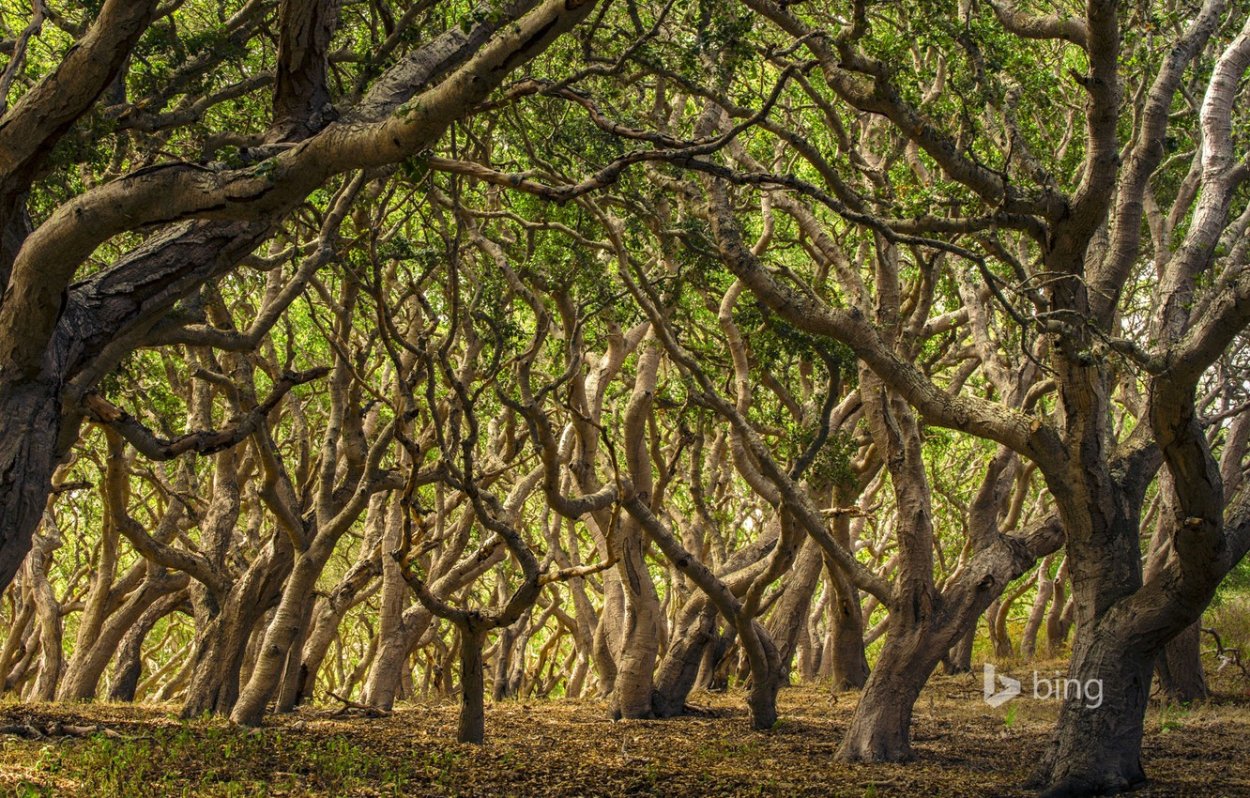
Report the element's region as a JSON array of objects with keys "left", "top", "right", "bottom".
[
  {"left": 1003, "top": 702, "right": 1019, "bottom": 729},
  {"left": 732, "top": 301, "right": 855, "bottom": 379},
  {"left": 12, "top": 724, "right": 430, "bottom": 797}
]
